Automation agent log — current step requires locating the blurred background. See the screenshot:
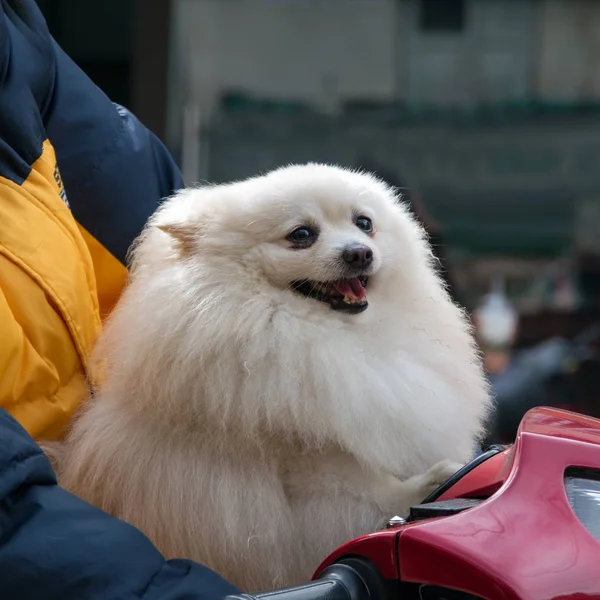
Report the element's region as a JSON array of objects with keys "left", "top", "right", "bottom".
[{"left": 36, "top": 0, "right": 600, "bottom": 442}]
